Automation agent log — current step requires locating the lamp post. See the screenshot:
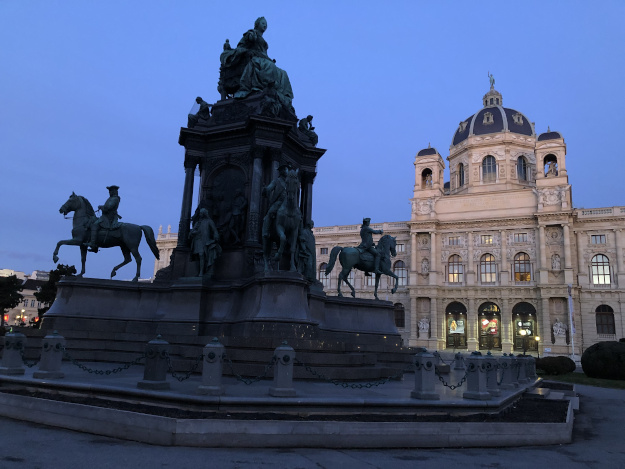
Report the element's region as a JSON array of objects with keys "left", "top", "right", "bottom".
[
  {"left": 535, "top": 336, "right": 540, "bottom": 358},
  {"left": 520, "top": 329, "right": 528, "bottom": 356}
]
